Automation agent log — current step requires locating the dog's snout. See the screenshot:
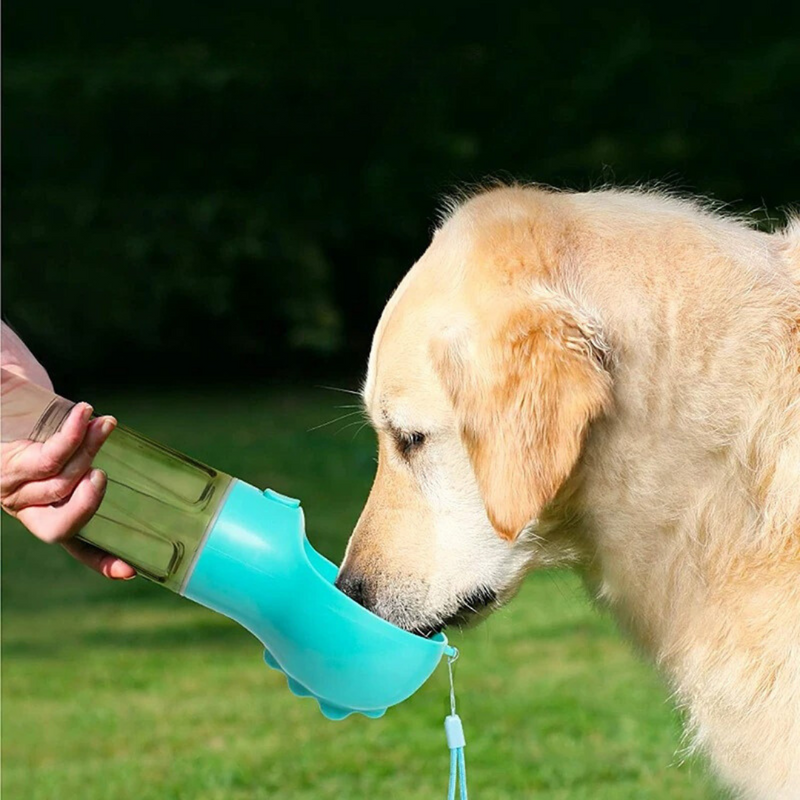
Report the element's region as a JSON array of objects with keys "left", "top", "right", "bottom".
[{"left": 335, "top": 572, "right": 370, "bottom": 609}]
